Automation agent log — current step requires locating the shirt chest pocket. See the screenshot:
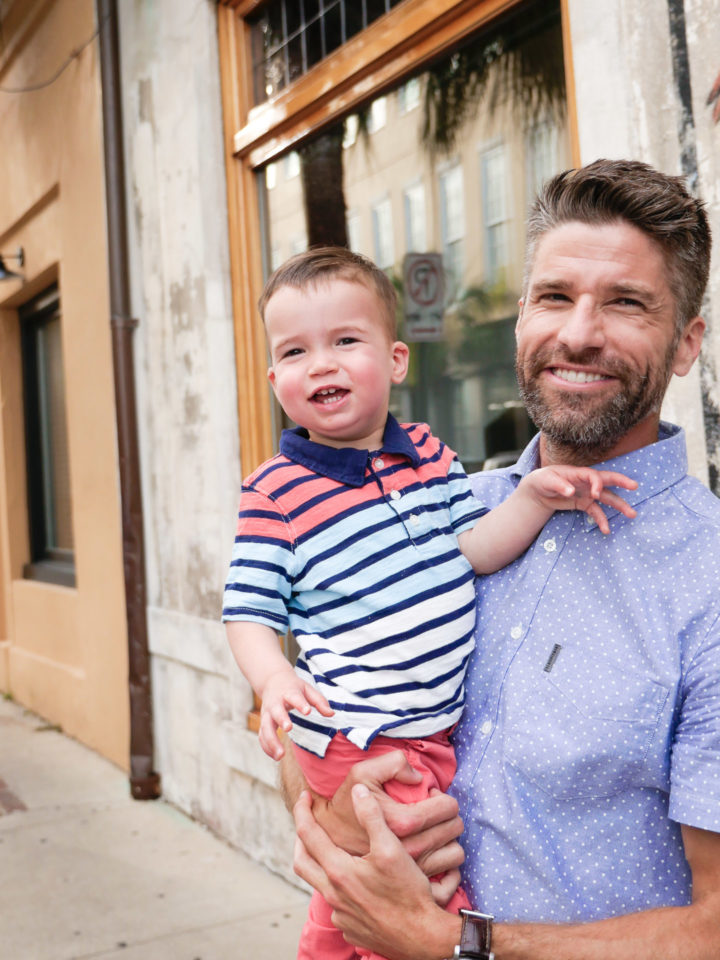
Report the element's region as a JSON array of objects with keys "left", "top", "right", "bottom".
[{"left": 503, "top": 646, "right": 669, "bottom": 800}]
